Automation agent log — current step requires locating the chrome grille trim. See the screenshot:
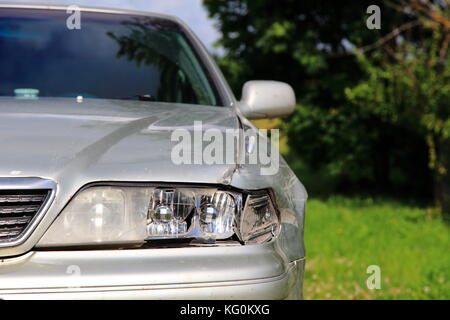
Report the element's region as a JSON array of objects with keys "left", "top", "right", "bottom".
[
  {"left": 0, "top": 216, "right": 32, "bottom": 226},
  {"left": 0, "top": 204, "right": 42, "bottom": 215},
  {"left": 0, "top": 194, "right": 47, "bottom": 203},
  {"left": 0, "top": 178, "right": 57, "bottom": 248}
]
